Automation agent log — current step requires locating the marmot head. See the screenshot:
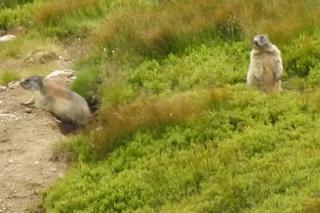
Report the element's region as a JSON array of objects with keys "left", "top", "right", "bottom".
[
  {"left": 253, "top": 34, "right": 270, "bottom": 49},
  {"left": 20, "top": 75, "right": 44, "bottom": 92}
]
